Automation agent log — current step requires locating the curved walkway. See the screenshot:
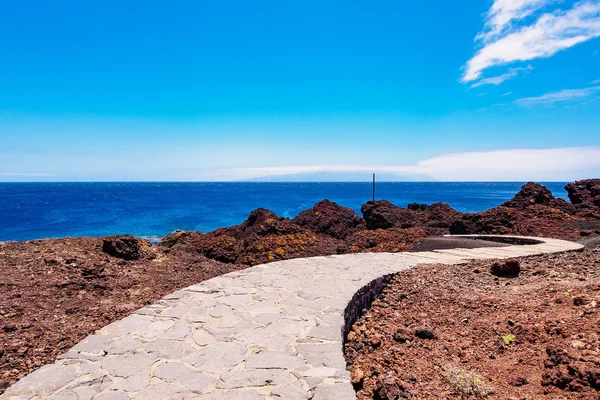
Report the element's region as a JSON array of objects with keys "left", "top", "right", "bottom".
[{"left": 1, "top": 236, "right": 583, "bottom": 400}]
